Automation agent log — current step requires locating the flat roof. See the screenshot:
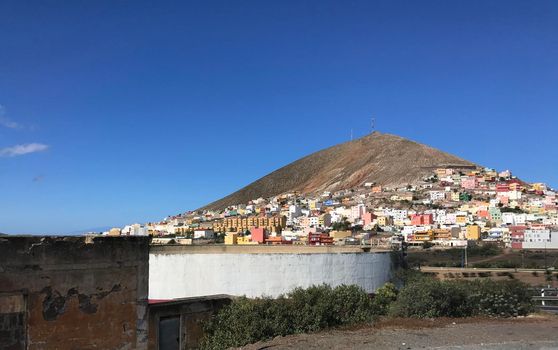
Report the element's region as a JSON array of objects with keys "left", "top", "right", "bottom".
[{"left": 149, "top": 244, "right": 391, "bottom": 255}]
